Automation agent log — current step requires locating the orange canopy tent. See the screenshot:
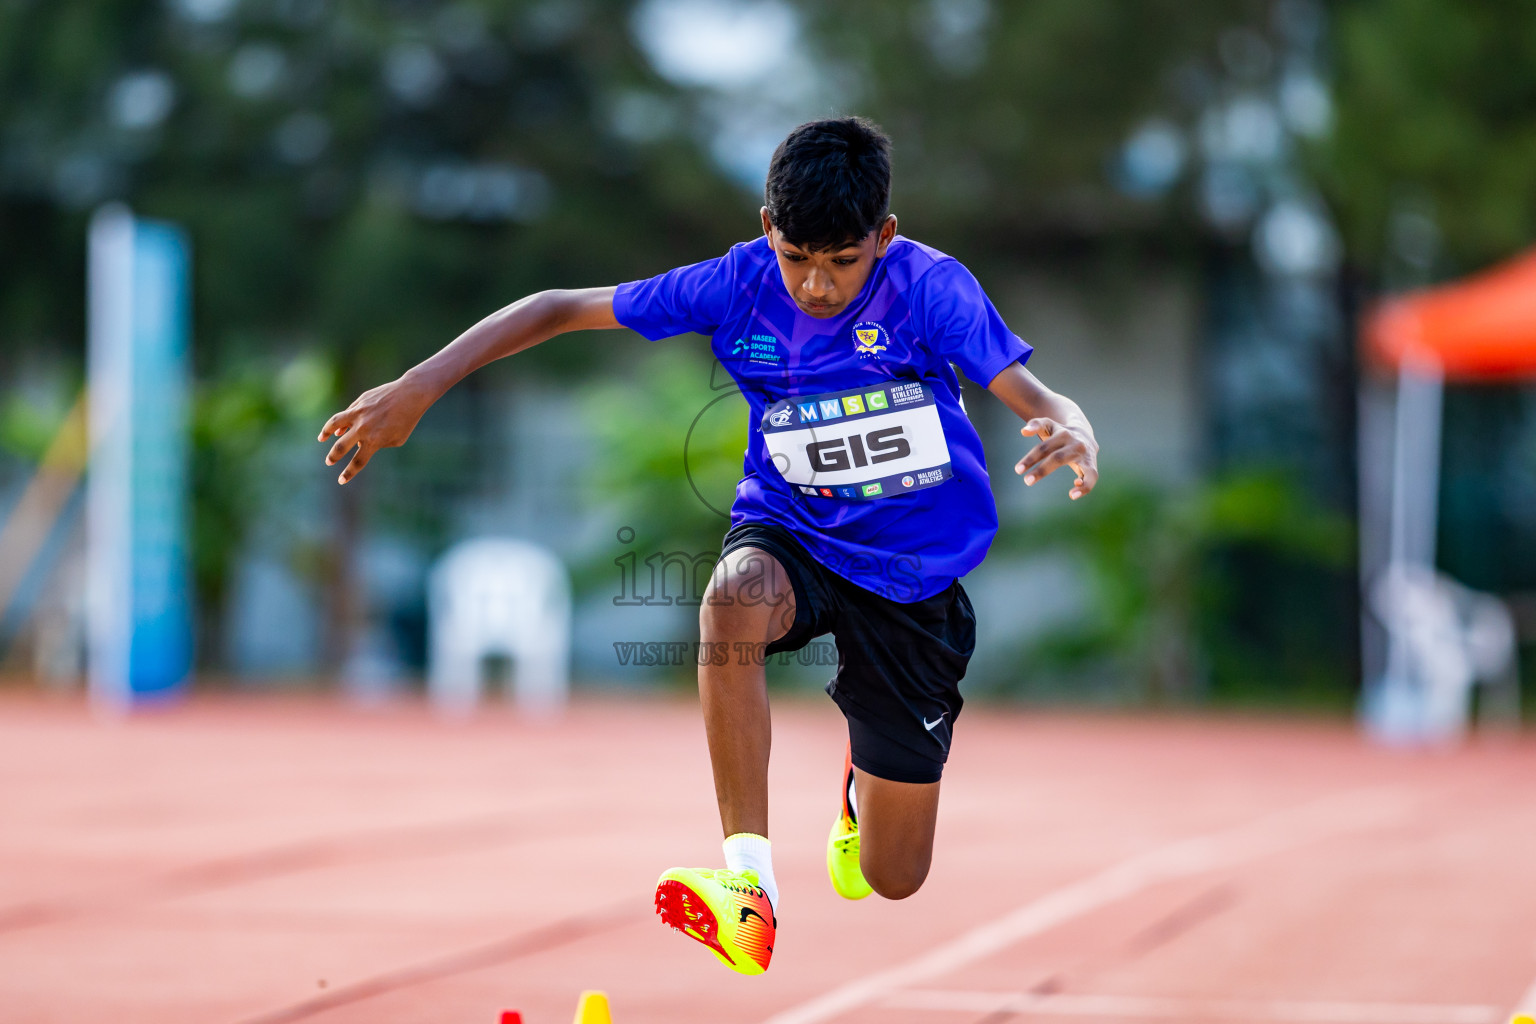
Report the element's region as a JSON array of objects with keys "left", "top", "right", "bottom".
[{"left": 1366, "top": 248, "right": 1536, "bottom": 380}]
